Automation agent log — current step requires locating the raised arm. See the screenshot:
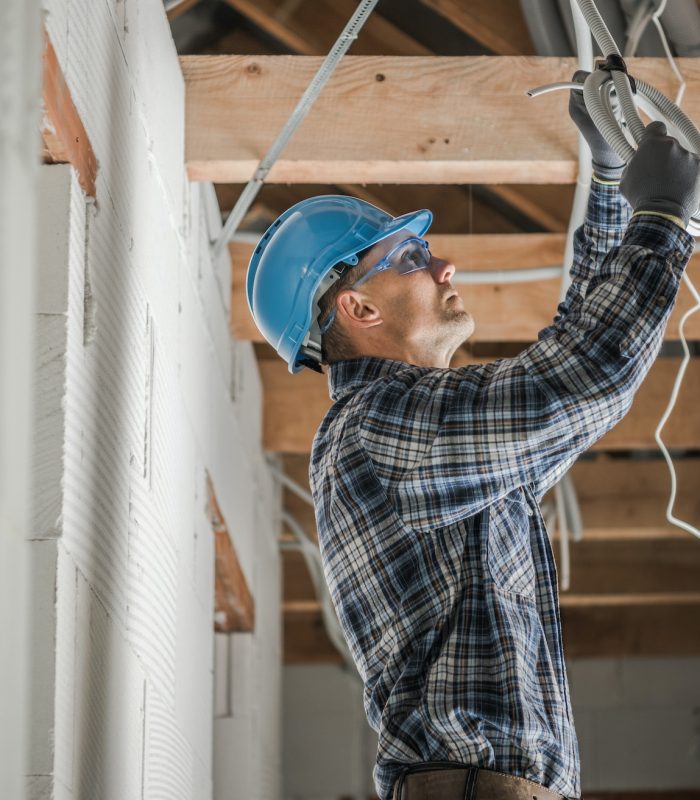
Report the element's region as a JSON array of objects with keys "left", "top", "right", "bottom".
[{"left": 359, "top": 126, "right": 698, "bottom": 530}]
